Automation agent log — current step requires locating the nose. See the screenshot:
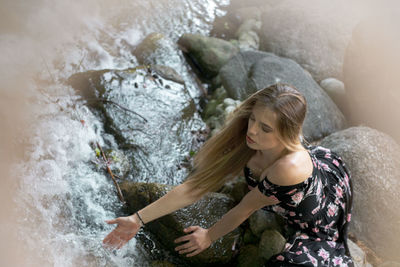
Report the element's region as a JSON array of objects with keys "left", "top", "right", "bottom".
[{"left": 248, "top": 121, "right": 258, "bottom": 135}]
